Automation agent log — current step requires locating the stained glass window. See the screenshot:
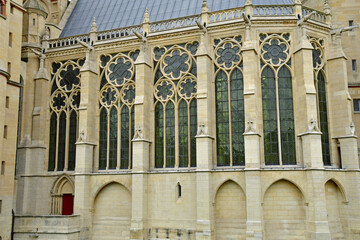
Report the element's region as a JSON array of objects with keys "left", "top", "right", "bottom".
[
  {"left": 98, "top": 51, "right": 138, "bottom": 170},
  {"left": 260, "top": 33, "right": 296, "bottom": 165},
  {"left": 153, "top": 43, "right": 198, "bottom": 168},
  {"left": 49, "top": 59, "right": 83, "bottom": 171},
  {"left": 214, "top": 36, "right": 244, "bottom": 167}
]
